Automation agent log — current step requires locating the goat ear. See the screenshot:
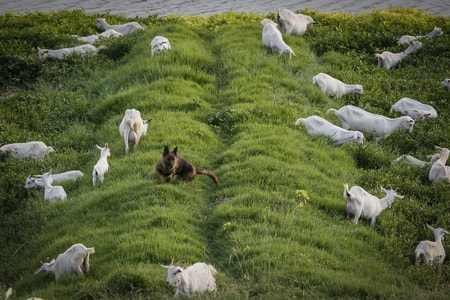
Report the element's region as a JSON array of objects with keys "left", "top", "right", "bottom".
[
  {"left": 105, "top": 143, "right": 109, "bottom": 149},
  {"left": 426, "top": 223, "right": 435, "bottom": 231},
  {"left": 96, "top": 144, "right": 101, "bottom": 150}
]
